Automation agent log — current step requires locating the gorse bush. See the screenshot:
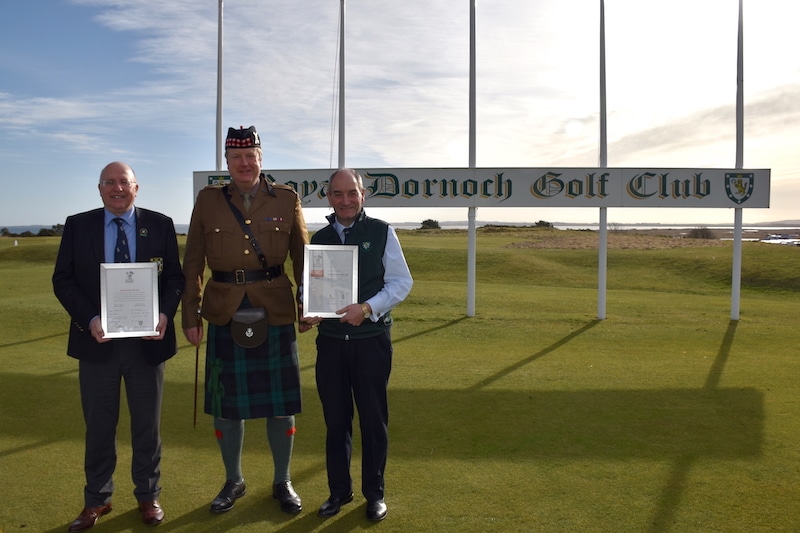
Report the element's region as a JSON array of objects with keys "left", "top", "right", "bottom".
[{"left": 687, "top": 226, "right": 716, "bottom": 239}]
